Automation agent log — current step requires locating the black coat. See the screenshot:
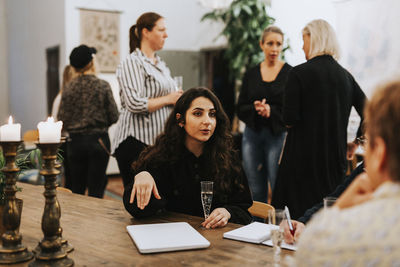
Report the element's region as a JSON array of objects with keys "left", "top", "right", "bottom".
[
  {"left": 272, "top": 55, "right": 366, "bottom": 219},
  {"left": 123, "top": 147, "right": 253, "bottom": 225}
]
